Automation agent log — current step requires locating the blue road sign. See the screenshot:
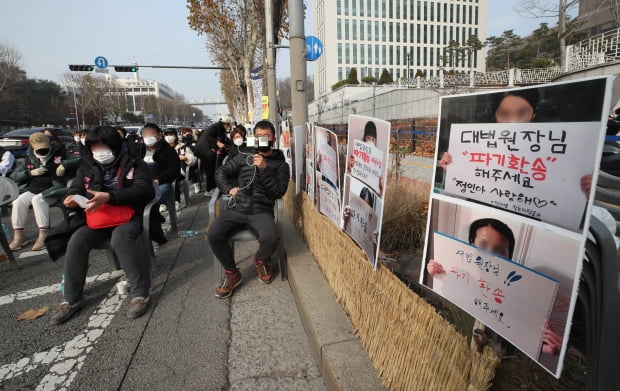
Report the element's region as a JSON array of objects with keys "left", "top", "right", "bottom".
[
  {"left": 305, "top": 36, "right": 323, "bottom": 61},
  {"left": 94, "top": 56, "right": 109, "bottom": 69}
]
